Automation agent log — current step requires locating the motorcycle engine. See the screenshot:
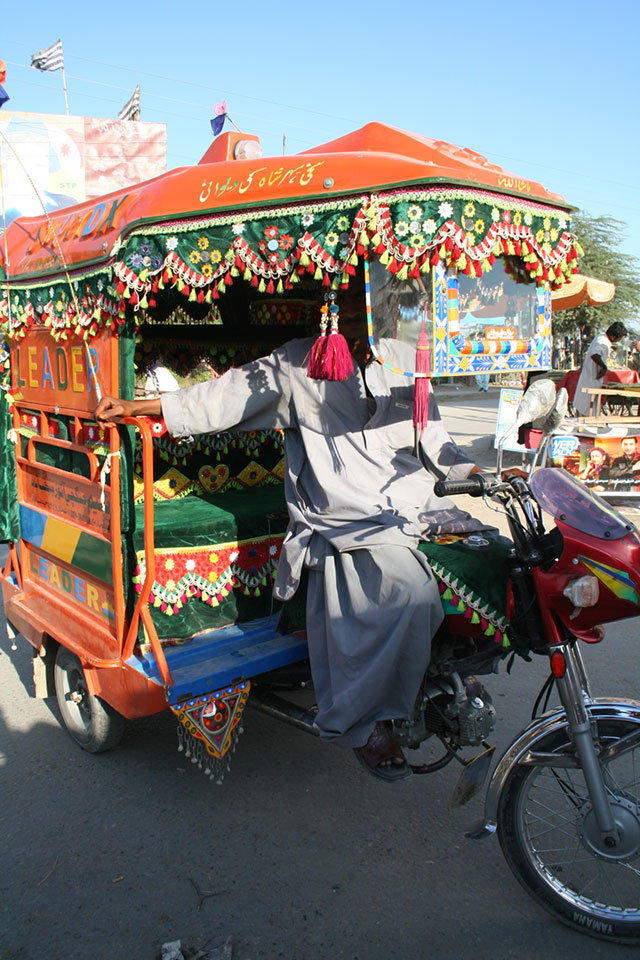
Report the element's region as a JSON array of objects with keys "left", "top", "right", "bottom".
[
  {"left": 393, "top": 675, "right": 496, "bottom": 749},
  {"left": 443, "top": 681, "right": 497, "bottom": 747}
]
